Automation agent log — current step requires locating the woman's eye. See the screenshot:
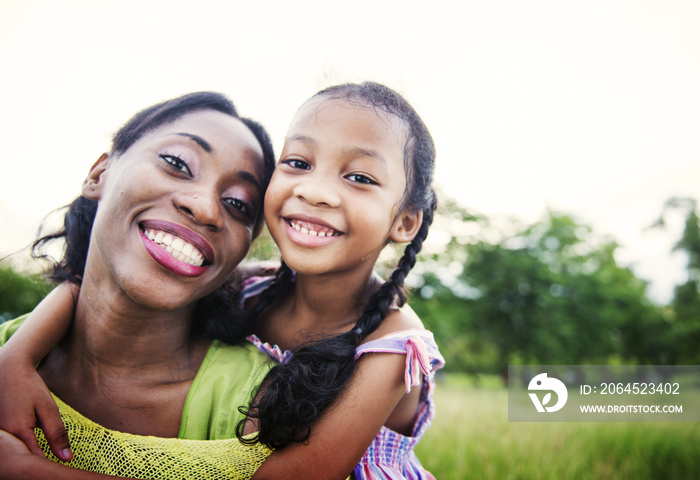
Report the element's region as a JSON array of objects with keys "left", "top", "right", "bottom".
[
  {"left": 224, "top": 198, "right": 256, "bottom": 220},
  {"left": 346, "top": 173, "right": 377, "bottom": 185},
  {"left": 281, "top": 158, "right": 310, "bottom": 170},
  {"left": 161, "top": 154, "right": 192, "bottom": 176}
]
